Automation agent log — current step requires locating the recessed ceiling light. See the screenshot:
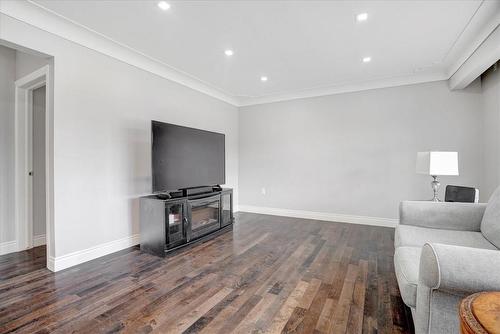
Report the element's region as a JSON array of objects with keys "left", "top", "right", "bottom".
[
  {"left": 362, "top": 57, "right": 371, "bottom": 63},
  {"left": 224, "top": 49, "right": 234, "bottom": 56},
  {"left": 158, "top": 1, "right": 170, "bottom": 11},
  {"left": 356, "top": 13, "right": 368, "bottom": 22},
  {"left": 260, "top": 76, "right": 268, "bottom": 82}
]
